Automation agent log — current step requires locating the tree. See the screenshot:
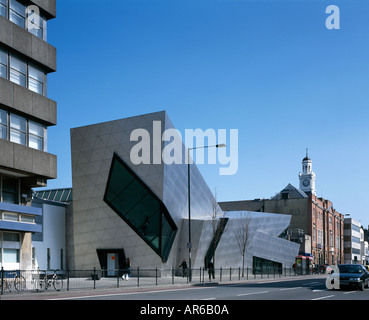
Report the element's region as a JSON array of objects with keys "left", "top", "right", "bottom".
[
  {"left": 206, "top": 189, "right": 228, "bottom": 269},
  {"left": 232, "top": 212, "right": 252, "bottom": 277}
]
